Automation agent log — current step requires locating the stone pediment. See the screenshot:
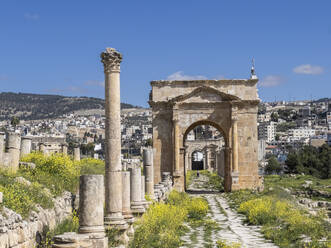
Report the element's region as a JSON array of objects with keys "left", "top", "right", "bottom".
[{"left": 170, "top": 86, "right": 240, "bottom": 104}]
